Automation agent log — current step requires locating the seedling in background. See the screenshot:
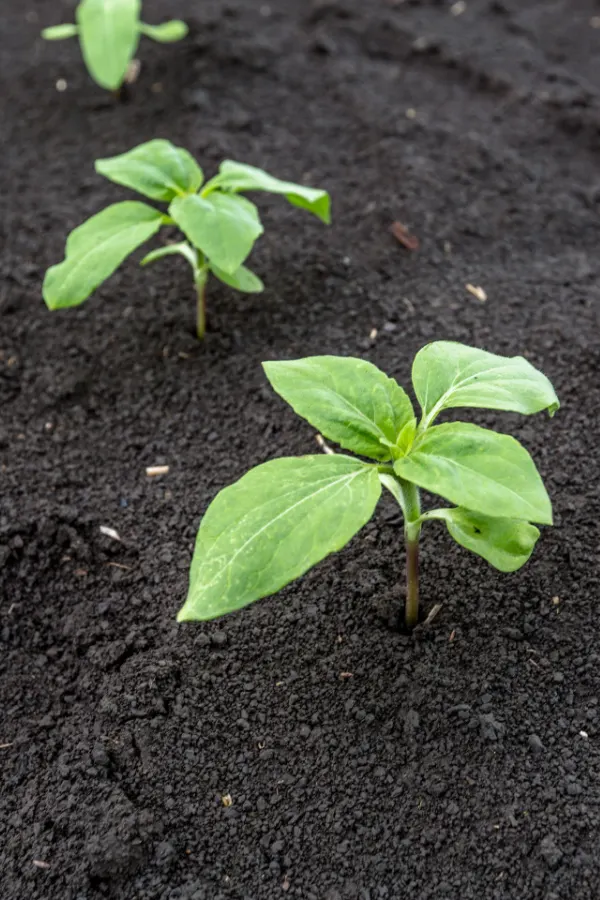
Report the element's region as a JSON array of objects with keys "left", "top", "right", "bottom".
[
  {"left": 42, "top": 0, "right": 188, "bottom": 93},
  {"left": 178, "top": 343, "right": 559, "bottom": 630},
  {"left": 42, "top": 139, "right": 330, "bottom": 338},
  {"left": 42, "top": 0, "right": 187, "bottom": 94}
]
